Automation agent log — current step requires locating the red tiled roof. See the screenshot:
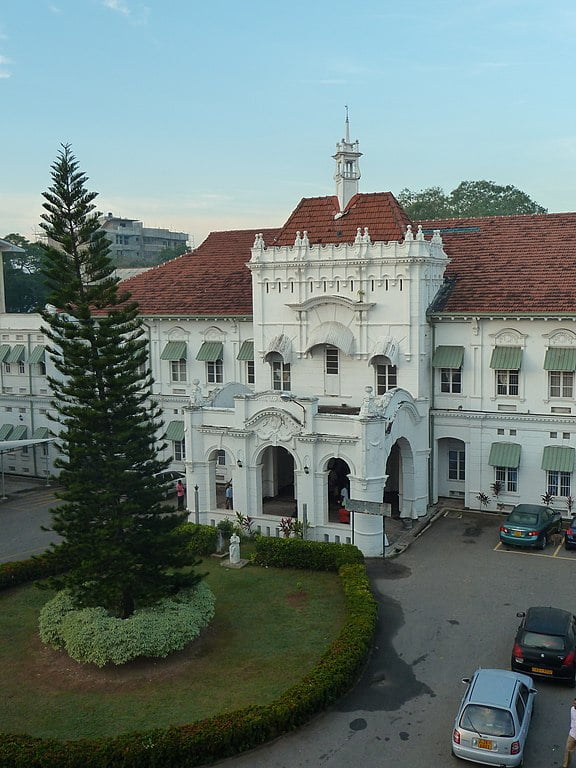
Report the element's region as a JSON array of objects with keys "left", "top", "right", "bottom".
[
  {"left": 119, "top": 228, "right": 280, "bottom": 316},
  {"left": 272, "top": 193, "right": 412, "bottom": 246},
  {"left": 419, "top": 213, "right": 576, "bottom": 314}
]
